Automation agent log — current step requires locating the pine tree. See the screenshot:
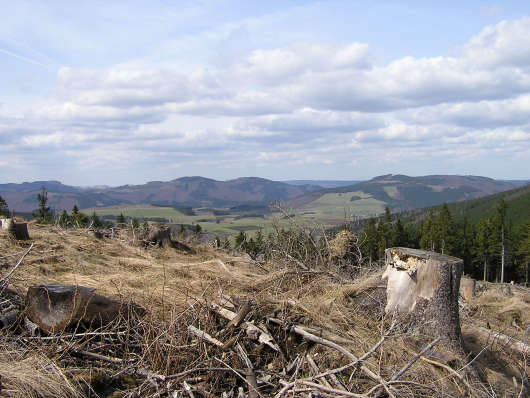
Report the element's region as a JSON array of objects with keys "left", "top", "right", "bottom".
[
  {"left": 392, "top": 217, "right": 408, "bottom": 247},
  {"left": 476, "top": 218, "right": 493, "bottom": 281},
  {"left": 116, "top": 213, "right": 126, "bottom": 227},
  {"left": 131, "top": 217, "right": 140, "bottom": 229},
  {"left": 90, "top": 211, "right": 102, "bottom": 228},
  {"left": 363, "top": 217, "right": 378, "bottom": 264},
  {"left": 0, "top": 195, "right": 9, "bottom": 217},
  {"left": 58, "top": 210, "right": 70, "bottom": 228},
  {"left": 494, "top": 198, "right": 507, "bottom": 283},
  {"left": 435, "top": 204, "right": 457, "bottom": 255},
  {"left": 516, "top": 222, "right": 530, "bottom": 285},
  {"left": 36, "top": 186, "right": 52, "bottom": 223},
  {"left": 235, "top": 231, "right": 246, "bottom": 250},
  {"left": 420, "top": 210, "right": 436, "bottom": 251},
  {"left": 193, "top": 223, "right": 202, "bottom": 238},
  {"left": 459, "top": 216, "right": 474, "bottom": 274}
]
